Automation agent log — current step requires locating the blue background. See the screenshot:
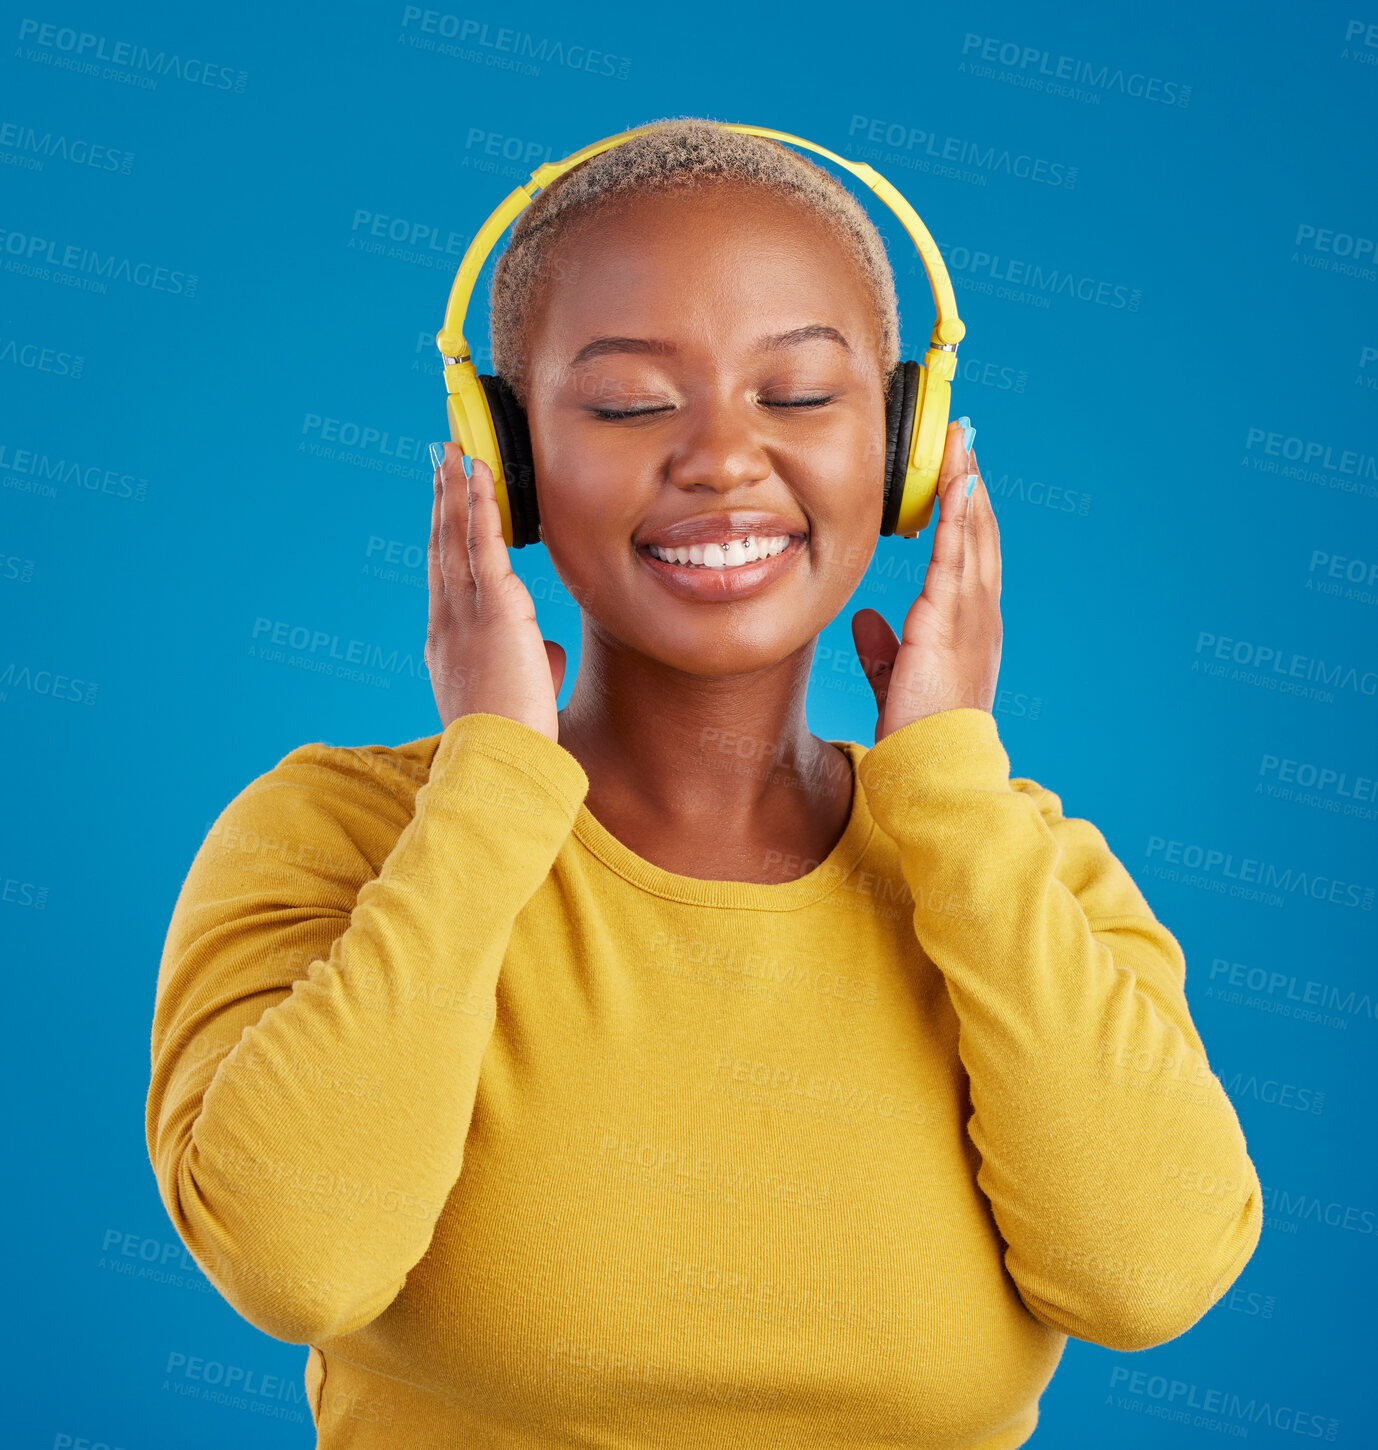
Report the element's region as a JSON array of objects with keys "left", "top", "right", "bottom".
[{"left": 3, "top": 0, "right": 1375, "bottom": 1443}]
